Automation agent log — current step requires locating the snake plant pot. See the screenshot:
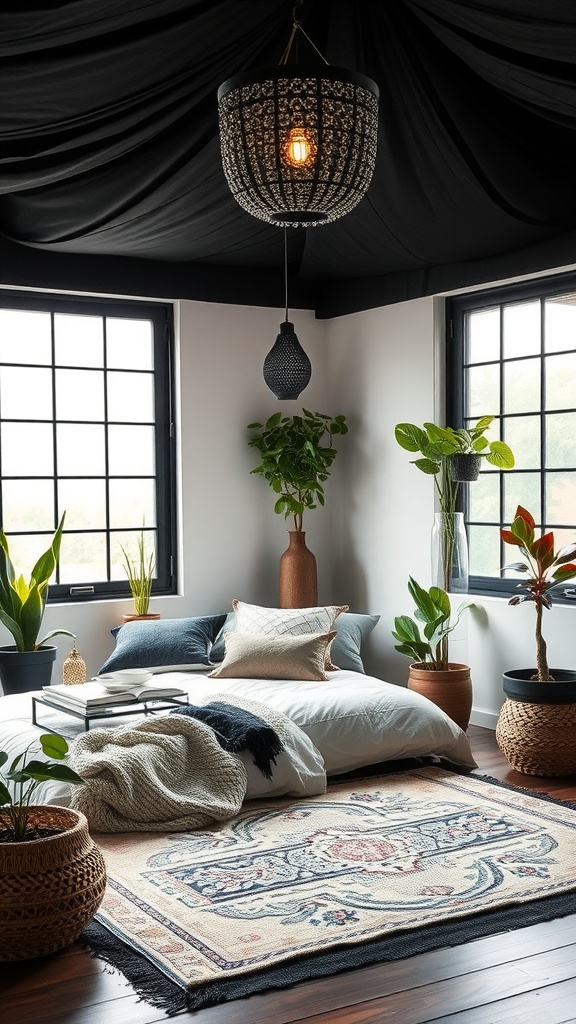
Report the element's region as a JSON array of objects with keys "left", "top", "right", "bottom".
[
  {"left": 496, "top": 669, "right": 576, "bottom": 777},
  {"left": 0, "top": 805, "right": 107, "bottom": 961},
  {"left": 407, "top": 662, "right": 472, "bottom": 732},
  {"left": 0, "top": 645, "right": 57, "bottom": 695}
]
